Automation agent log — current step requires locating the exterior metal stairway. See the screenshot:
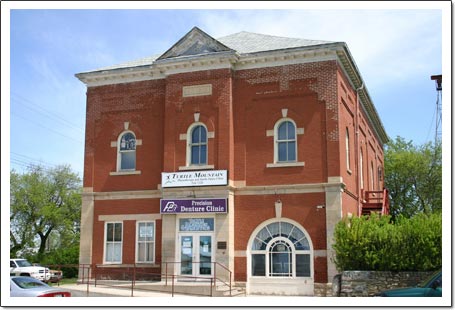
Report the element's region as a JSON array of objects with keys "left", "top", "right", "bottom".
[{"left": 361, "top": 188, "right": 390, "bottom": 216}]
